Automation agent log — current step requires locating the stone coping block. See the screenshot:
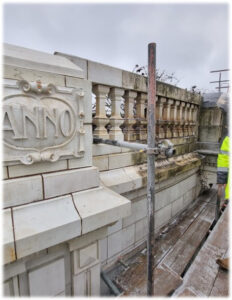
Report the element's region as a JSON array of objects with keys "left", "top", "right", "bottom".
[
  {"left": 3, "top": 175, "right": 43, "bottom": 208},
  {"left": 4, "top": 43, "right": 84, "bottom": 78},
  {"left": 100, "top": 153, "right": 202, "bottom": 195},
  {"left": 3, "top": 209, "right": 16, "bottom": 264},
  {"left": 12, "top": 195, "right": 81, "bottom": 259},
  {"left": 43, "top": 167, "right": 99, "bottom": 199},
  {"left": 73, "top": 186, "right": 131, "bottom": 234},
  {"left": 55, "top": 51, "right": 202, "bottom": 104}
]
